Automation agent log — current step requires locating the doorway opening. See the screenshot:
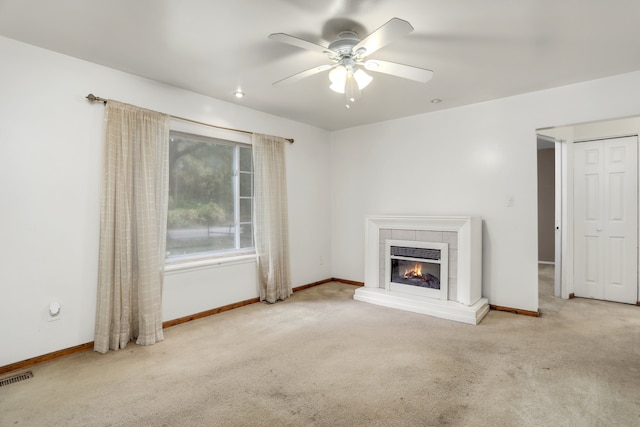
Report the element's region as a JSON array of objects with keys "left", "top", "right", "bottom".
[
  {"left": 537, "top": 116, "right": 640, "bottom": 305},
  {"left": 537, "top": 134, "right": 563, "bottom": 297}
]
